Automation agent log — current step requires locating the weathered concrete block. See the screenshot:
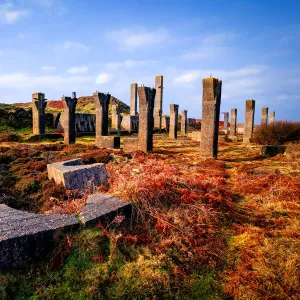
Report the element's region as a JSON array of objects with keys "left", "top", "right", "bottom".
[
  {"left": 270, "top": 111, "right": 275, "bottom": 124},
  {"left": 169, "top": 104, "right": 179, "bottom": 139},
  {"left": 261, "top": 145, "right": 286, "bottom": 157},
  {"left": 130, "top": 83, "right": 138, "bottom": 116},
  {"left": 111, "top": 104, "right": 121, "bottom": 132},
  {"left": 47, "top": 159, "right": 109, "bottom": 190},
  {"left": 161, "top": 115, "right": 170, "bottom": 131},
  {"left": 200, "top": 78, "right": 222, "bottom": 158},
  {"left": 229, "top": 108, "right": 237, "bottom": 137},
  {"left": 243, "top": 99, "right": 255, "bottom": 143},
  {"left": 0, "top": 194, "right": 131, "bottom": 269},
  {"left": 62, "top": 94, "right": 77, "bottom": 145},
  {"left": 121, "top": 115, "right": 139, "bottom": 132},
  {"left": 261, "top": 107, "right": 269, "bottom": 125},
  {"left": 181, "top": 110, "right": 188, "bottom": 134},
  {"left": 32, "top": 92, "right": 47, "bottom": 135},
  {"left": 222, "top": 112, "right": 229, "bottom": 130},
  {"left": 154, "top": 75, "right": 163, "bottom": 129},
  {"left": 96, "top": 136, "right": 120, "bottom": 149}
]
